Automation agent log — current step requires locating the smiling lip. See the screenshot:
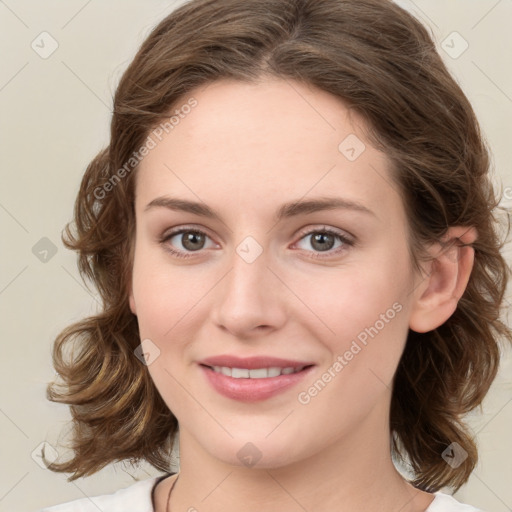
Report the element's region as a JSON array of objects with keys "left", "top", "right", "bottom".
[
  {"left": 199, "top": 355, "right": 314, "bottom": 369},
  {"left": 198, "top": 355, "right": 315, "bottom": 402}
]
